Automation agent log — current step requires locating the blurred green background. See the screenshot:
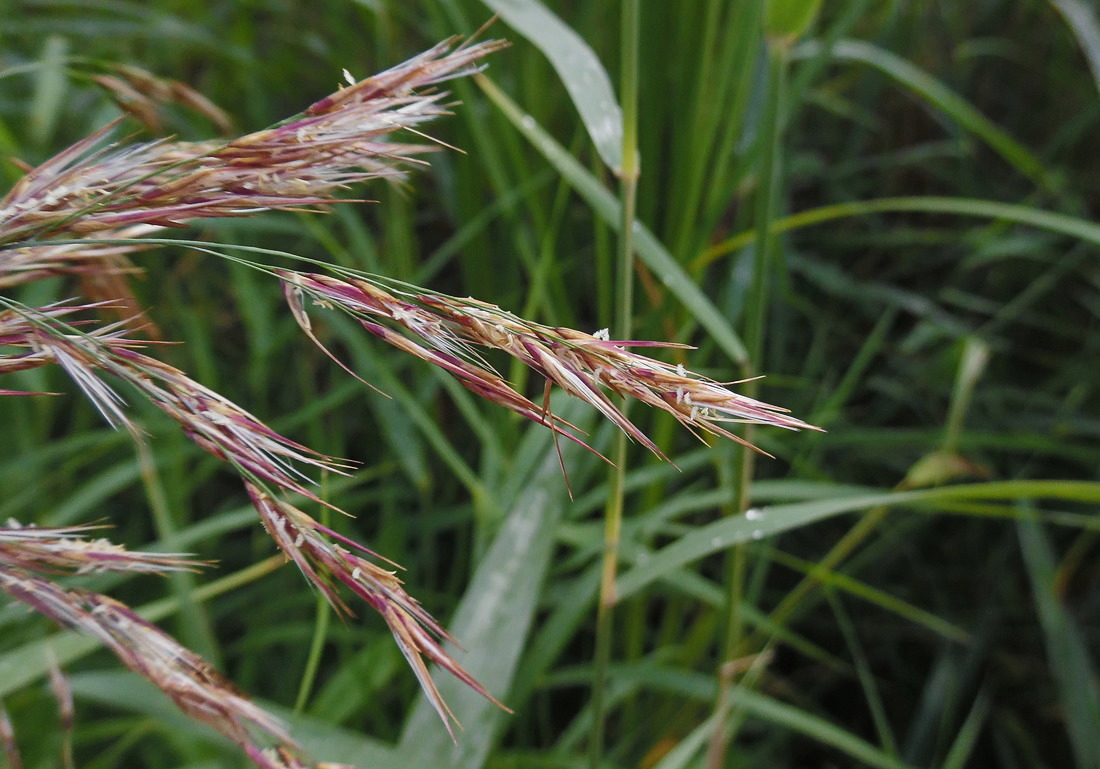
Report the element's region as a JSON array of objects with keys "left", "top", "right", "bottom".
[{"left": 1, "top": 1, "right": 1099, "bottom": 768}]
